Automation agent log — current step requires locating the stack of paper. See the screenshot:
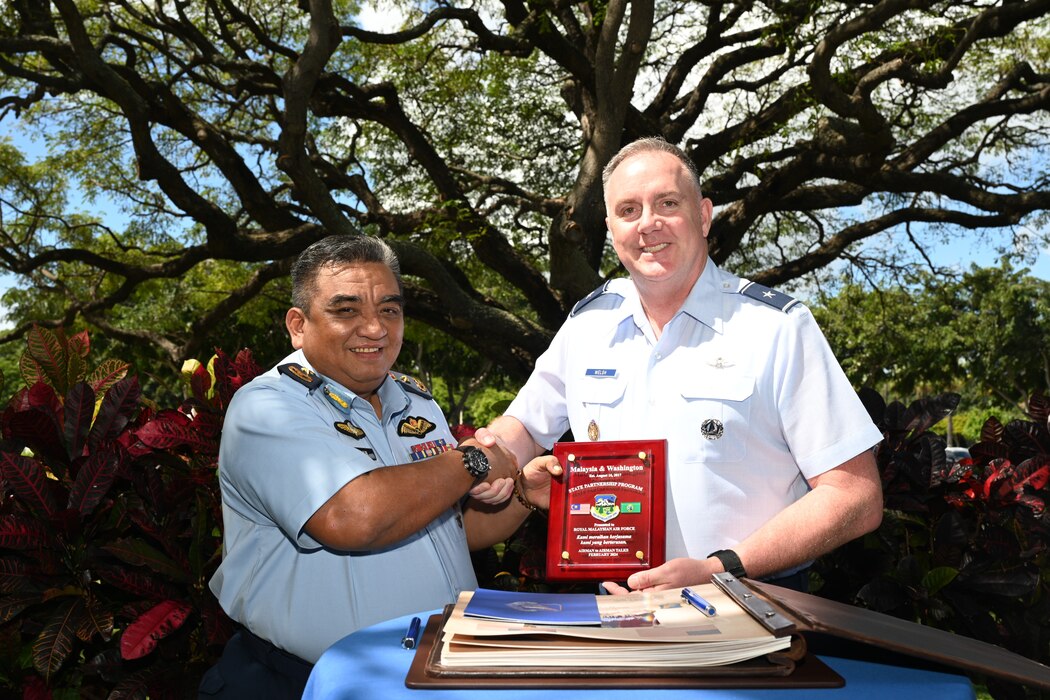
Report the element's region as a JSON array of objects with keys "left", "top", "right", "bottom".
[{"left": 438, "top": 585, "right": 791, "bottom": 668}]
